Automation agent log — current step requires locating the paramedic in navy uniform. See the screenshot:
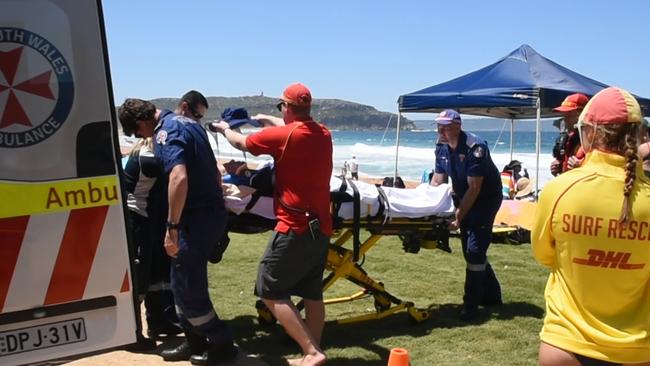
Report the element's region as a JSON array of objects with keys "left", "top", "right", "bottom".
[
  {"left": 429, "top": 109, "right": 503, "bottom": 321},
  {"left": 118, "top": 94, "right": 238, "bottom": 365}
]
